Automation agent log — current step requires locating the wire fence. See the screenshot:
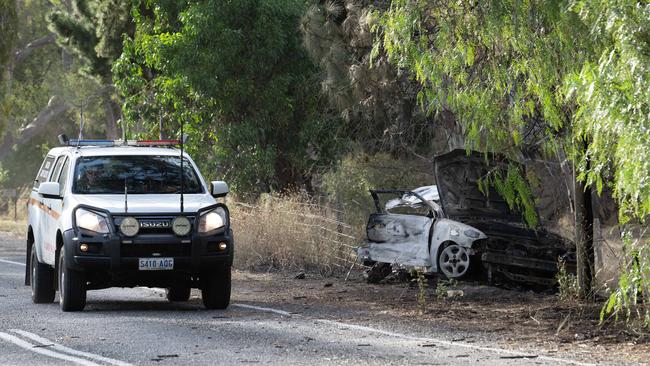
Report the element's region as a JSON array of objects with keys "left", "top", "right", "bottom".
[{"left": 230, "top": 194, "right": 368, "bottom": 276}]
